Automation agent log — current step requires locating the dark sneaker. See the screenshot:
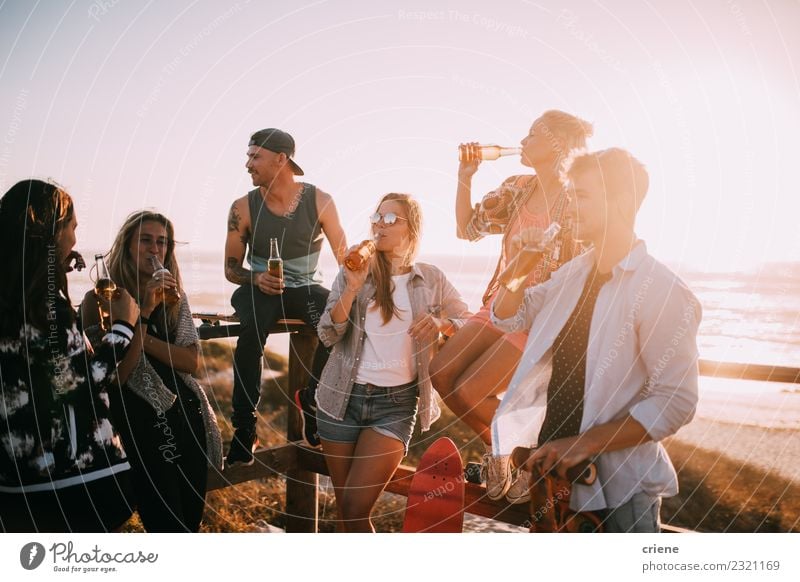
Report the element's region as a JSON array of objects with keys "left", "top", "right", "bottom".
[
  {"left": 294, "top": 388, "right": 320, "bottom": 448},
  {"left": 464, "top": 461, "right": 483, "bottom": 485},
  {"left": 225, "top": 427, "right": 258, "bottom": 468}
]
